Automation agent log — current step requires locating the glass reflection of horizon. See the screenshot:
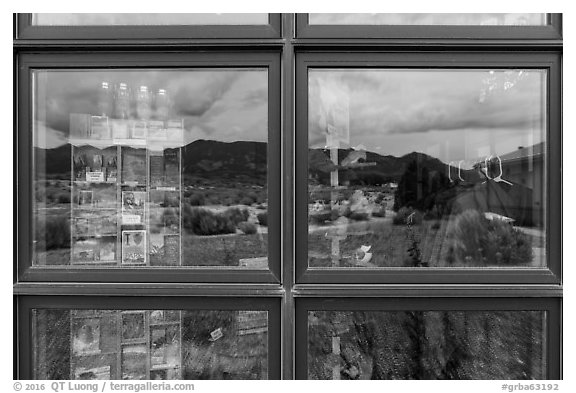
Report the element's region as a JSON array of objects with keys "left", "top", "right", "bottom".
[
  {"left": 307, "top": 69, "right": 546, "bottom": 269},
  {"left": 33, "top": 69, "right": 269, "bottom": 268}
]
